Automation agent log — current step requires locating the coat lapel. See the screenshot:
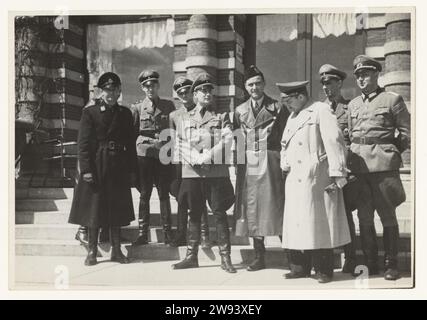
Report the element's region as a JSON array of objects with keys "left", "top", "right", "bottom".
[
  {"left": 282, "top": 104, "right": 314, "bottom": 147},
  {"left": 239, "top": 100, "right": 256, "bottom": 128}
]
